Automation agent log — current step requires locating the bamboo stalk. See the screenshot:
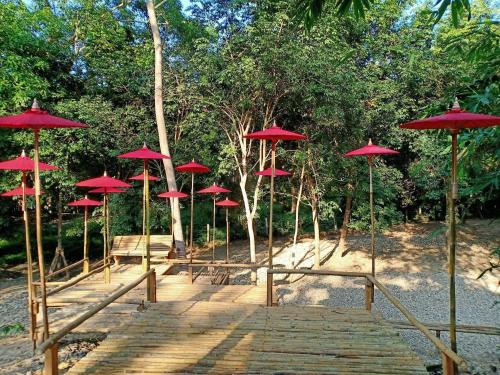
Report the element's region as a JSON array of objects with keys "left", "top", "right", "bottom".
[
  {"left": 449, "top": 130, "right": 458, "bottom": 355},
  {"left": 21, "top": 171, "right": 35, "bottom": 347},
  {"left": 83, "top": 205, "right": 89, "bottom": 273},
  {"left": 225, "top": 208, "right": 229, "bottom": 263},
  {"left": 268, "top": 142, "right": 276, "bottom": 269},
  {"left": 33, "top": 129, "right": 49, "bottom": 341}
]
